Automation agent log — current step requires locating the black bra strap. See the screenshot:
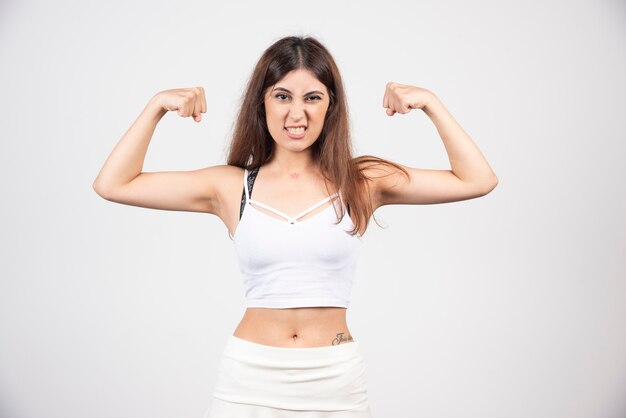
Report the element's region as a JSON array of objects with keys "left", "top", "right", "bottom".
[{"left": 240, "top": 166, "right": 260, "bottom": 219}]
